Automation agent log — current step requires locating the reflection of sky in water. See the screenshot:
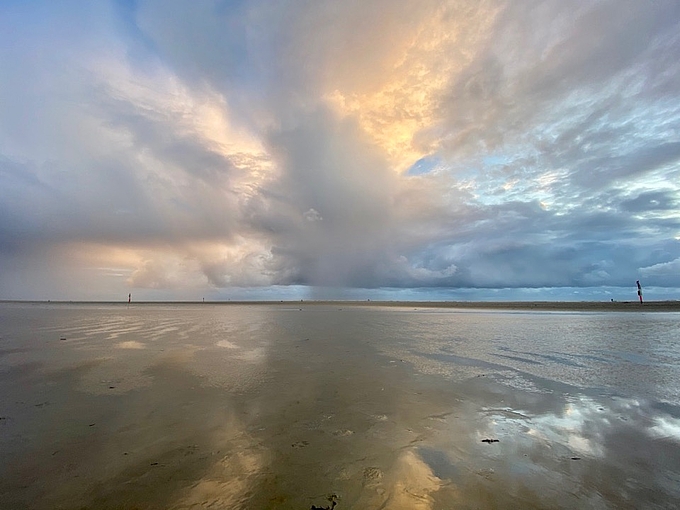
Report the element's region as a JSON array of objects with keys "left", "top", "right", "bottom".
[
  {"left": 416, "top": 389, "right": 680, "bottom": 508},
  {"left": 479, "top": 396, "right": 630, "bottom": 458},
  {"left": 376, "top": 309, "right": 680, "bottom": 404},
  {"left": 115, "top": 340, "right": 145, "bottom": 349},
  {"left": 651, "top": 416, "right": 680, "bottom": 442},
  {"left": 1, "top": 304, "right": 679, "bottom": 509}
]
